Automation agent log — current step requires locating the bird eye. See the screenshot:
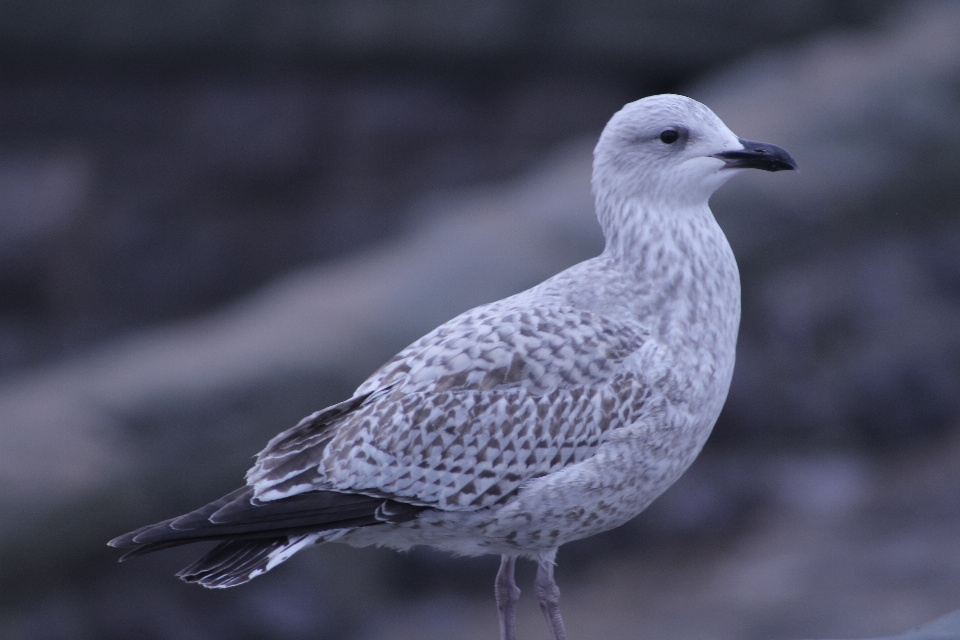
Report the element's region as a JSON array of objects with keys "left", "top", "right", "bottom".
[{"left": 659, "top": 129, "right": 680, "bottom": 144}]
